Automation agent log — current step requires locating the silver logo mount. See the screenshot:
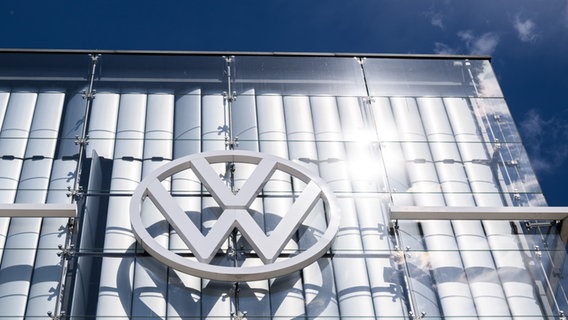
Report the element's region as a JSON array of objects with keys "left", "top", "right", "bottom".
[{"left": 130, "top": 150, "right": 340, "bottom": 282}]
